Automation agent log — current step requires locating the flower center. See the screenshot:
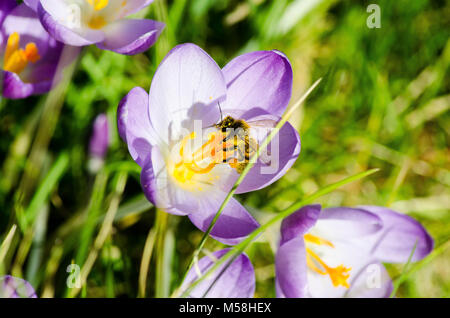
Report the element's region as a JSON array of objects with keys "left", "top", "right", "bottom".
[
  {"left": 85, "top": 0, "right": 113, "bottom": 28},
  {"left": 171, "top": 132, "right": 221, "bottom": 183},
  {"left": 171, "top": 121, "right": 255, "bottom": 185},
  {"left": 88, "top": 15, "right": 107, "bottom": 29},
  {"left": 3, "top": 32, "right": 40, "bottom": 74},
  {"left": 304, "top": 233, "right": 352, "bottom": 289}
]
